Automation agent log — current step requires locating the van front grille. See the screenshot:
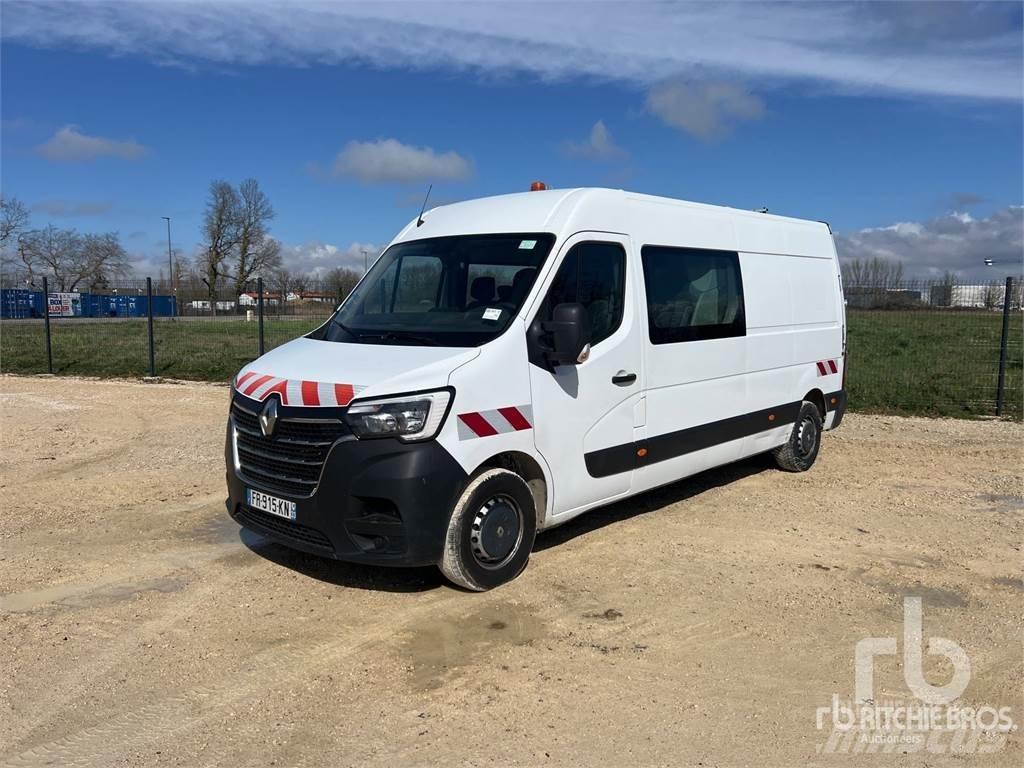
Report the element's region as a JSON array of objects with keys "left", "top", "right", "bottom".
[{"left": 231, "top": 400, "right": 348, "bottom": 498}]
